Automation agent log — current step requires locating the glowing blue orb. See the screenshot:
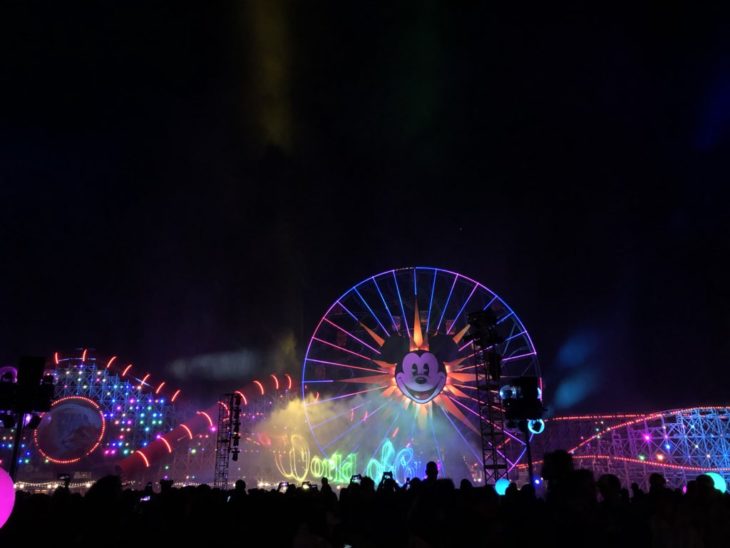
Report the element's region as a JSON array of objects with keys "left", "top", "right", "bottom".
[
  {"left": 499, "top": 386, "right": 516, "bottom": 400},
  {"left": 528, "top": 419, "right": 545, "bottom": 435},
  {"left": 706, "top": 472, "right": 727, "bottom": 493},
  {"left": 495, "top": 478, "right": 510, "bottom": 496}
]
